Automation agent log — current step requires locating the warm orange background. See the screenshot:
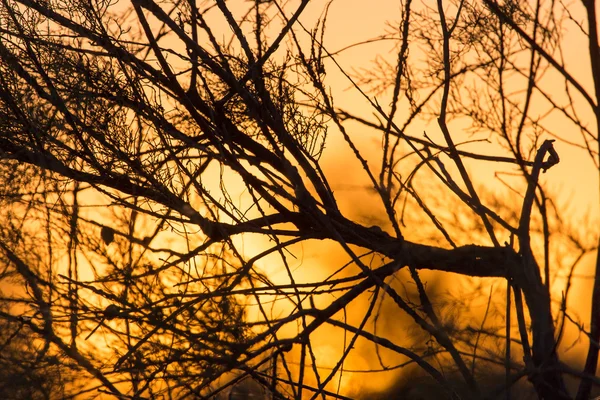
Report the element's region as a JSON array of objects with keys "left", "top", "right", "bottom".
[{"left": 219, "top": 0, "right": 600, "bottom": 395}]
